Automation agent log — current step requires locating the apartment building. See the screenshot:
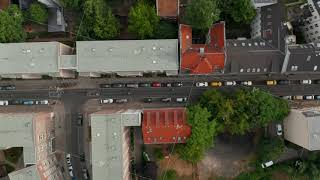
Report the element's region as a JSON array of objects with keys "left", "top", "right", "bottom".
[
  {"left": 0, "top": 105, "right": 65, "bottom": 180},
  {"left": 301, "top": 0, "right": 320, "bottom": 42},
  {"left": 89, "top": 109, "right": 141, "bottom": 180},
  {"left": 76, "top": 40, "right": 179, "bottom": 77},
  {"left": 0, "top": 42, "right": 76, "bottom": 79}
]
